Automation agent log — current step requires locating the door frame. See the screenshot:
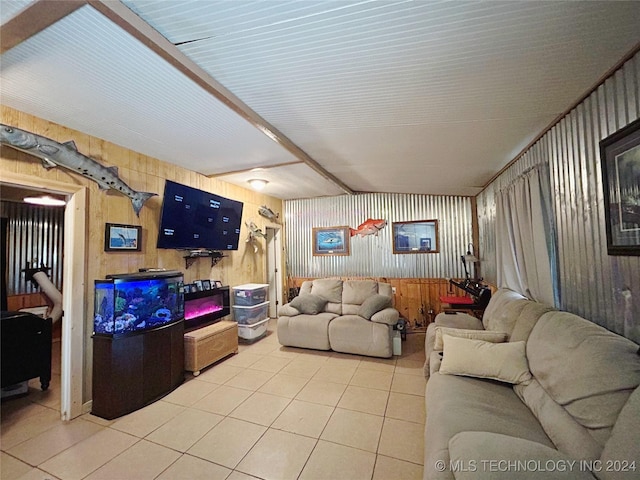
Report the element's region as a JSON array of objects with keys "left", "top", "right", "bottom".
[
  {"left": 265, "top": 226, "right": 283, "bottom": 318},
  {"left": 2, "top": 172, "right": 87, "bottom": 420}
]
